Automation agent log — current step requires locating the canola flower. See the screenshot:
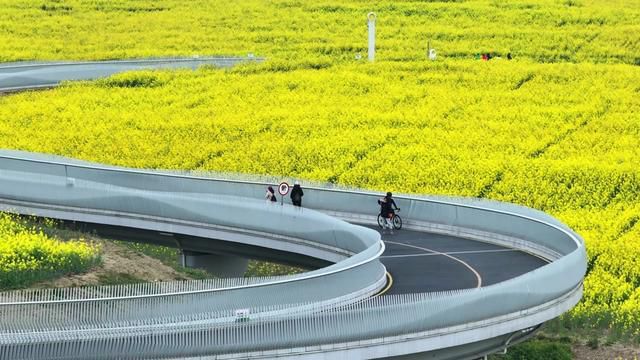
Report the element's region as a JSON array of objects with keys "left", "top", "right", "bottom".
[
  {"left": 0, "top": 214, "right": 100, "bottom": 289},
  {"left": 0, "top": 0, "right": 638, "bottom": 338}
]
